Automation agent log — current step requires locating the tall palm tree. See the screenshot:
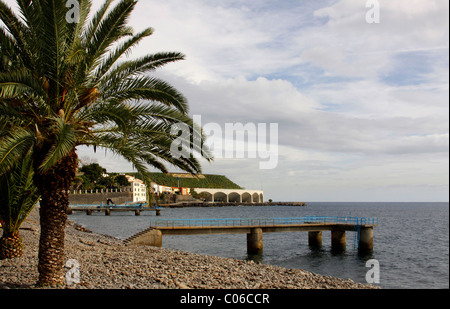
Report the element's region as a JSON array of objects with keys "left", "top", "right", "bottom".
[{"left": 0, "top": 0, "right": 210, "bottom": 286}]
